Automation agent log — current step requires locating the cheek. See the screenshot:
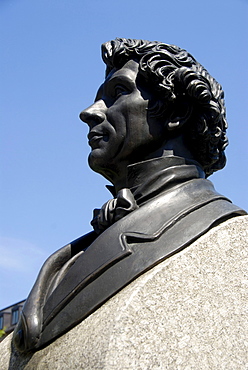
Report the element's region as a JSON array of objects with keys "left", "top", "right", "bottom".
[
  {"left": 107, "top": 106, "right": 127, "bottom": 138},
  {"left": 128, "top": 105, "right": 151, "bottom": 142},
  {"left": 107, "top": 95, "right": 152, "bottom": 153}
]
